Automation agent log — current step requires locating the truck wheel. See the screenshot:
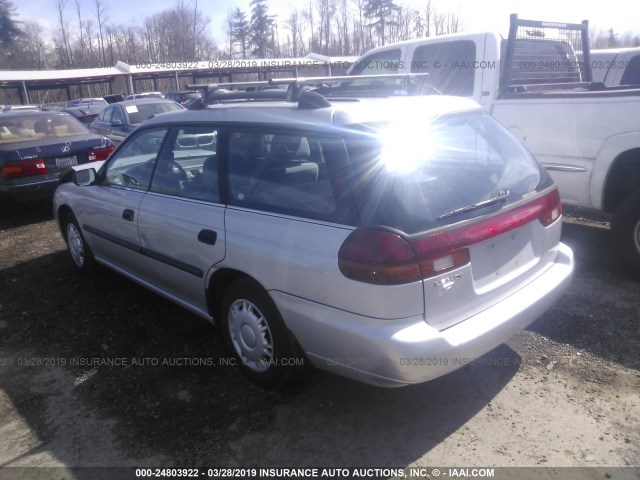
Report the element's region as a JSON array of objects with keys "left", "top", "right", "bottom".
[
  {"left": 221, "top": 279, "right": 305, "bottom": 387},
  {"left": 612, "top": 189, "right": 640, "bottom": 280}
]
